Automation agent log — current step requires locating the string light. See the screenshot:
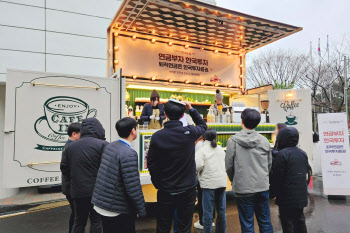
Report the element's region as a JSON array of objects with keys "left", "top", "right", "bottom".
[
  {"left": 168, "top": 41, "right": 173, "bottom": 46},
  {"left": 185, "top": 36, "right": 189, "bottom": 40},
  {"left": 240, "top": 65, "right": 243, "bottom": 68},
  {"left": 214, "top": 50, "right": 218, "bottom": 54},
  {"left": 227, "top": 52, "right": 232, "bottom": 55},
  {"left": 200, "top": 81, "right": 205, "bottom": 85},
  {"left": 151, "top": 38, "right": 156, "bottom": 43},
  {"left": 133, "top": 75, "right": 137, "bottom": 79},
  {"left": 240, "top": 75, "right": 243, "bottom": 78},
  {"left": 114, "top": 32, "right": 119, "bottom": 37},
  {"left": 133, "top": 26, "right": 136, "bottom": 30},
  {"left": 240, "top": 35, "right": 243, "bottom": 40},
  {"left": 239, "top": 54, "right": 243, "bottom": 57},
  {"left": 152, "top": 76, "right": 157, "bottom": 81},
  {"left": 169, "top": 79, "right": 173, "bottom": 83},
  {"left": 240, "top": 85, "right": 244, "bottom": 89},
  {"left": 152, "top": 30, "right": 156, "bottom": 34},
  {"left": 114, "top": 60, "right": 119, "bottom": 64},
  {"left": 185, "top": 80, "right": 190, "bottom": 84},
  {"left": 185, "top": 44, "right": 189, "bottom": 49},
  {"left": 228, "top": 84, "right": 233, "bottom": 88},
  {"left": 132, "top": 35, "right": 137, "bottom": 40},
  {"left": 215, "top": 83, "right": 219, "bottom": 87},
  {"left": 227, "top": 44, "right": 232, "bottom": 48},
  {"left": 215, "top": 42, "right": 218, "bottom": 45},
  {"left": 200, "top": 48, "right": 204, "bottom": 51},
  {"left": 169, "top": 33, "right": 173, "bottom": 37},
  {"left": 114, "top": 46, "right": 119, "bottom": 51},
  {"left": 114, "top": 23, "right": 119, "bottom": 28}
]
